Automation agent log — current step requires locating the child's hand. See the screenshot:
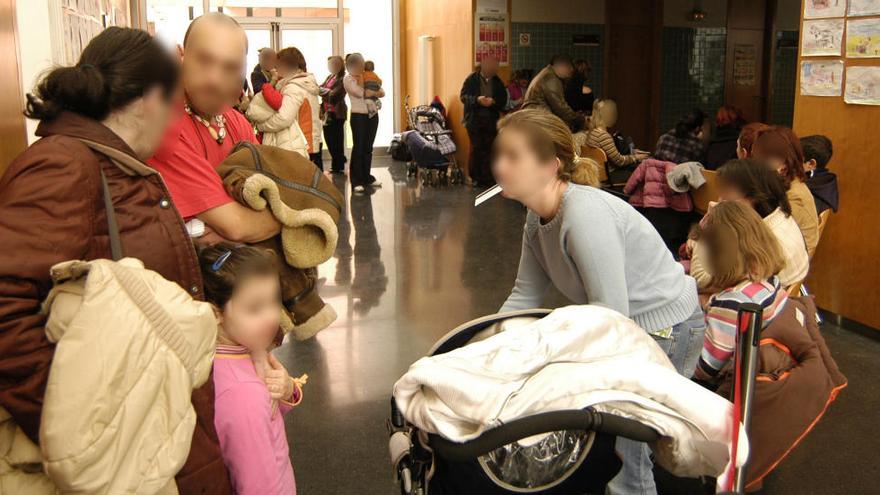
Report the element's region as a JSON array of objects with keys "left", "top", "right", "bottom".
[{"left": 265, "top": 354, "right": 294, "bottom": 401}]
